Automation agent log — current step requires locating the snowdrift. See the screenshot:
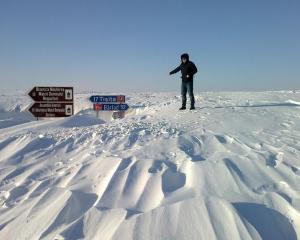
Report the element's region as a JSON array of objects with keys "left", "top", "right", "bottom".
[{"left": 0, "top": 91, "right": 300, "bottom": 239}]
